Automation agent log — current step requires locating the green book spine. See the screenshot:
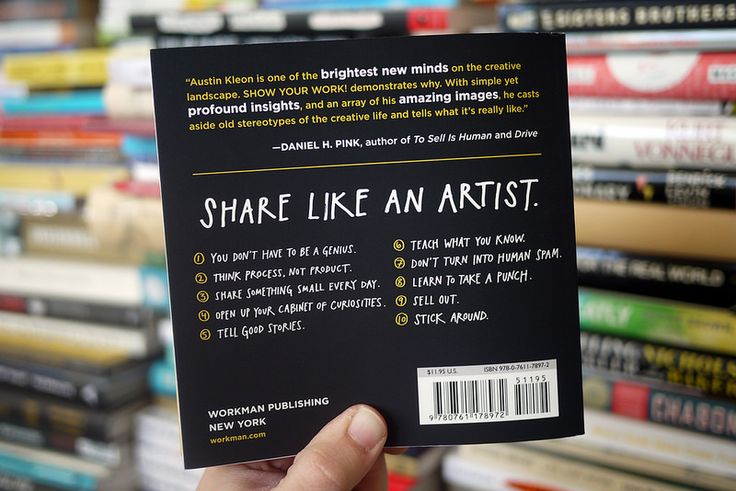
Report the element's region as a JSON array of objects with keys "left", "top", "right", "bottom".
[{"left": 578, "top": 287, "right": 736, "bottom": 356}]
